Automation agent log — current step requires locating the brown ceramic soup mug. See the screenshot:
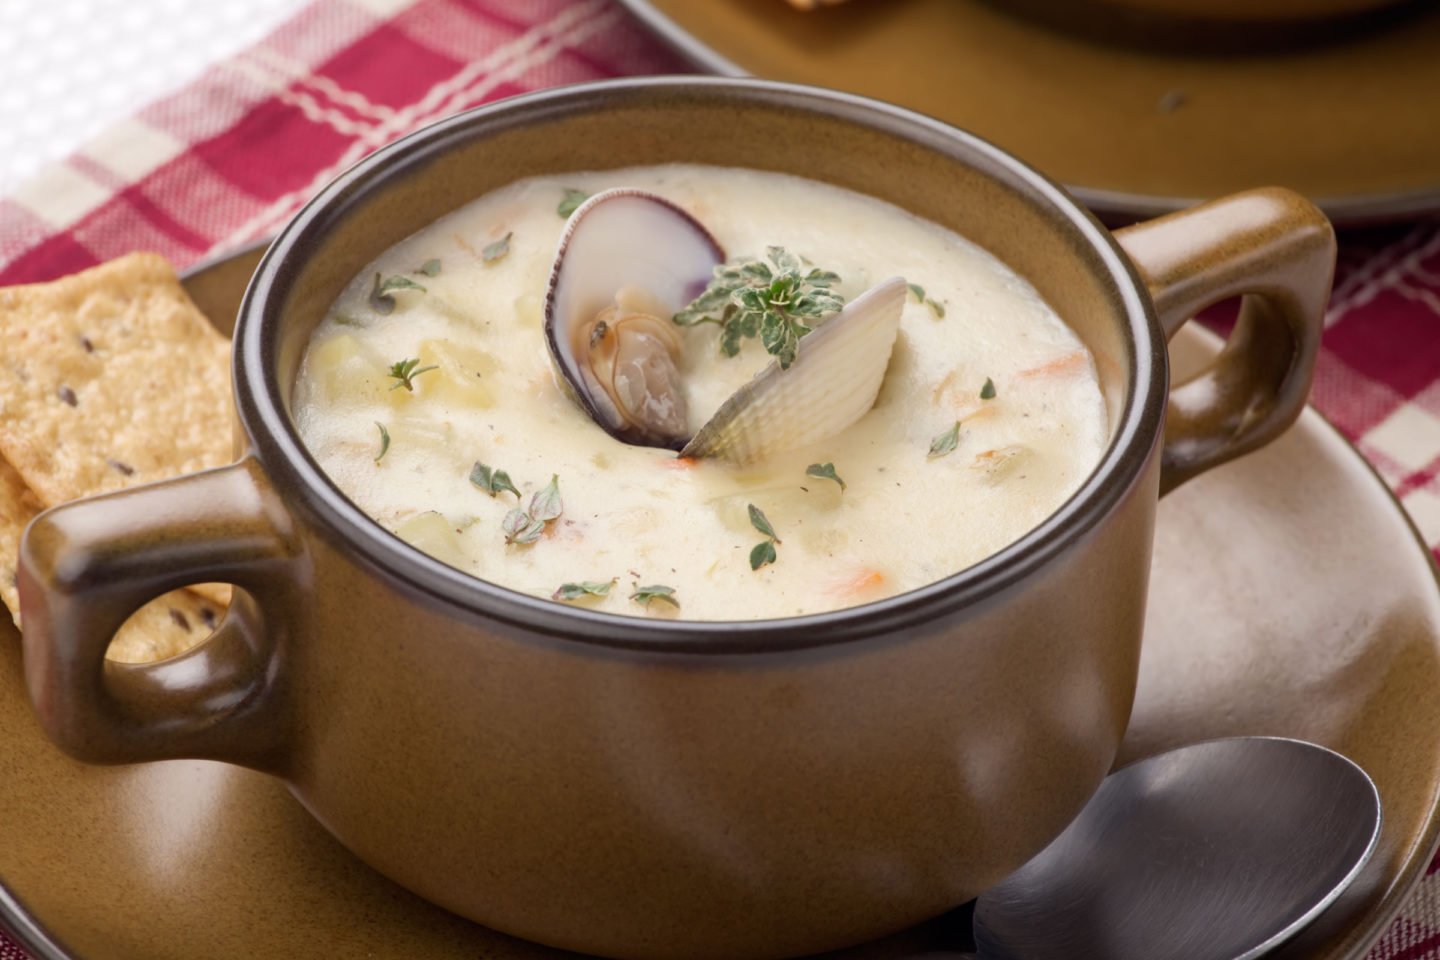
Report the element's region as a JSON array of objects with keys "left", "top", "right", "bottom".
[{"left": 18, "top": 78, "right": 1334, "bottom": 960}]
